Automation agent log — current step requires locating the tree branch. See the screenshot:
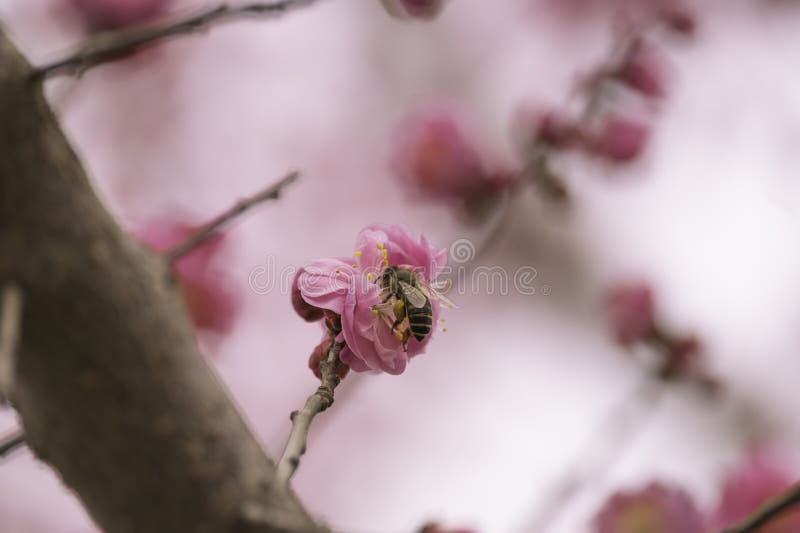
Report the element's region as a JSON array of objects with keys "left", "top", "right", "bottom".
[
  {"left": 276, "top": 341, "right": 345, "bottom": 486},
  {"left": 165, "top": 171, "right": 299, "bottom": 263},
  {"left": 0, "top": 282, "right": 23, "bottom": 402},
  {"left": 33, "top": 0, "right": 323, "bottom": 80},
  {"left": 719, "top": 484, "right": 800, "bottom": 533},
  {"left": 0, "top": 430, "right": 26, "bottom": 458},
  {"left": 0, "top": 28, "right": 325, "bottom": 533}
]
